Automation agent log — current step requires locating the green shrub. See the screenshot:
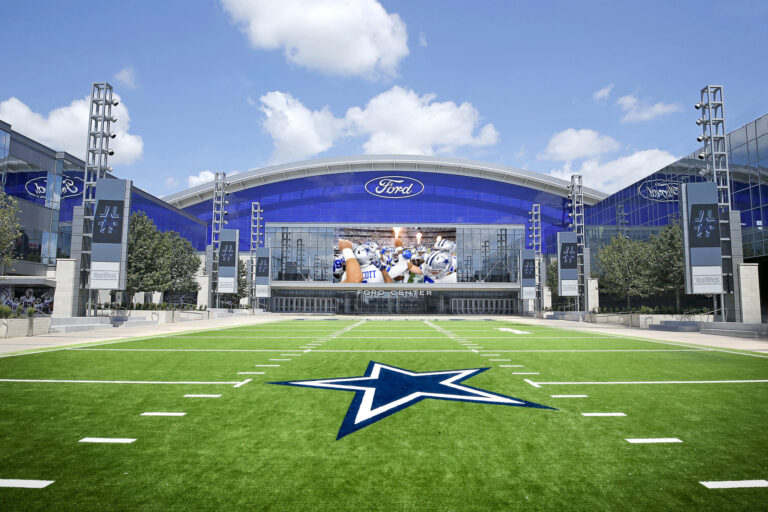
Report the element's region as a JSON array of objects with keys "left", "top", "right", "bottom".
[
  {"left": 26, "top": 307, "right": 36, "bottom": 318},
  {"left": 0, "top": 305, "right": 12, "bottom": 318}
]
